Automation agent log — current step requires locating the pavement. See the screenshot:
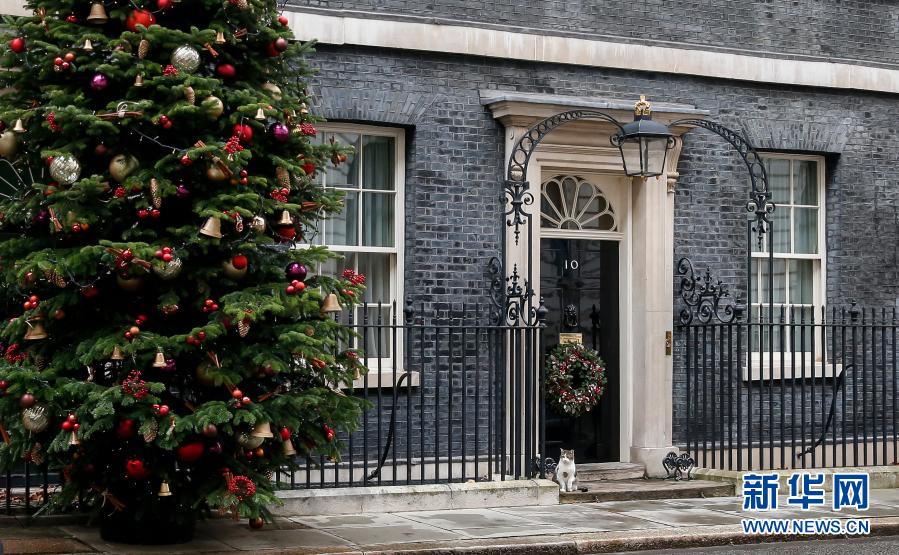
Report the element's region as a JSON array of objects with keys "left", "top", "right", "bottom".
[{"left": 4, "top": 490, "right": 899, "bottom": 554}]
